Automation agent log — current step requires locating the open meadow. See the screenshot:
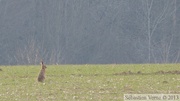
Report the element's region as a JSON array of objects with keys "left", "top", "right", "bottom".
[{"left": 0, "top": 64, "right": 179, "bottom": 101}]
